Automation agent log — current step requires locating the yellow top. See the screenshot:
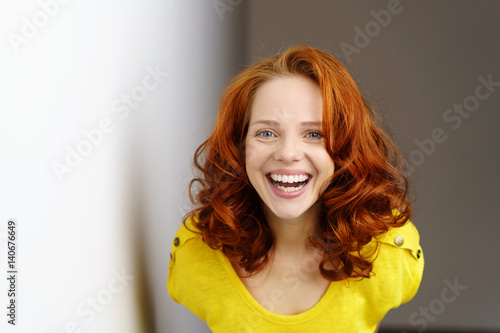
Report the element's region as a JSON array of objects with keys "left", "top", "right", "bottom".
[{"left": 168, "top": 216, "right": 424, "bottom": 332}]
